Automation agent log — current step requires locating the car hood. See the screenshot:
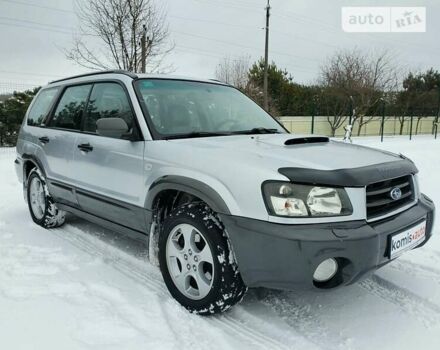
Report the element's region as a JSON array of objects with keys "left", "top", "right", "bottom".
[{"left": 170, "top": 133, "right": 401, "bottom": 171}]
